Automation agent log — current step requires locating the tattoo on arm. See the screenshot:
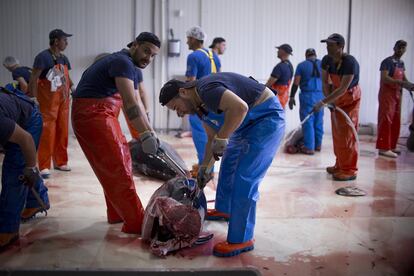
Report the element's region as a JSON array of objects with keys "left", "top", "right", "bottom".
[{"left": 126, "top": 105, "right": 141, "bottom": 121}]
